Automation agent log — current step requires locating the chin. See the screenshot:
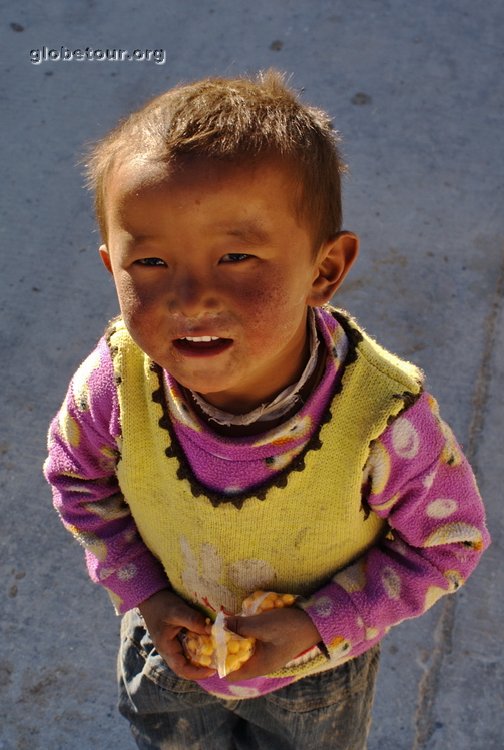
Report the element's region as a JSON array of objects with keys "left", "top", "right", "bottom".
[{"left": 175, "top": 373, "right": 233, "bottom": 397}]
